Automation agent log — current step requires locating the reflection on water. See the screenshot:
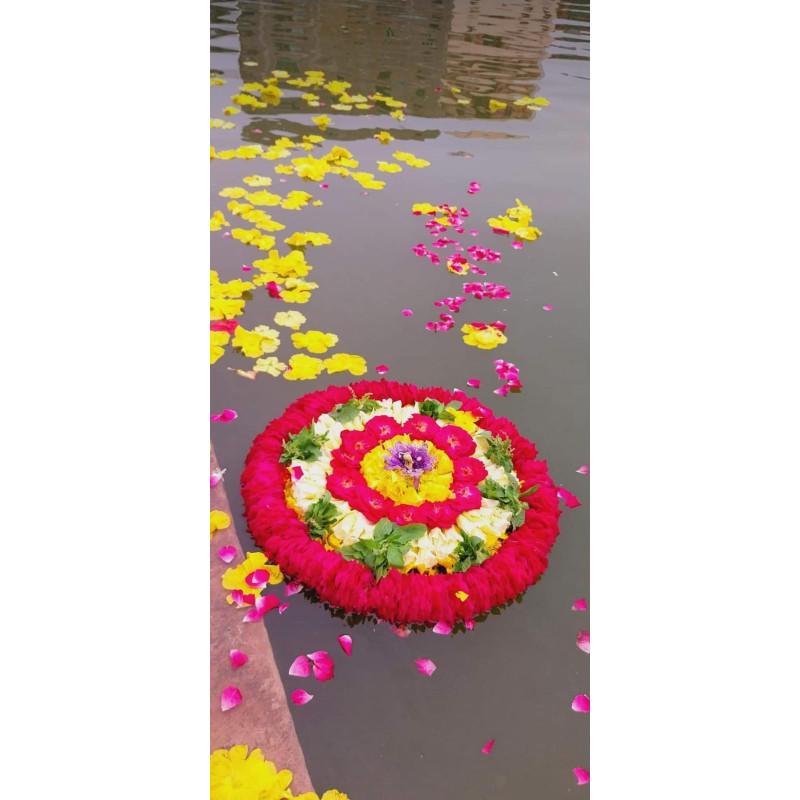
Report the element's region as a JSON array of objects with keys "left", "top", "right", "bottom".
[{"left": 225, "top": 0, "right": 565, "bottom": 119}]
